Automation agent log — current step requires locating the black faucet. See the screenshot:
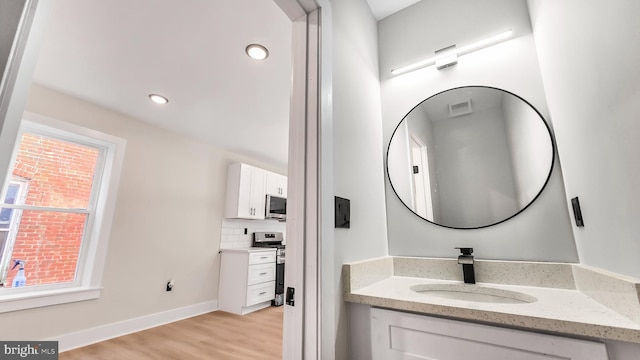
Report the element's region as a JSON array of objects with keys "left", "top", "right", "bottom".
[{"left": 456, "top": 247, "right": 475, "bottom": 284}]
